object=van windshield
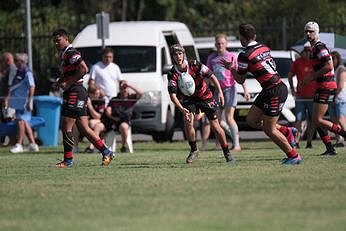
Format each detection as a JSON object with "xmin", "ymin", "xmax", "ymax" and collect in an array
[{"xmin": 77, "ymin": 46, "xmax": 156, "ymax": 73}]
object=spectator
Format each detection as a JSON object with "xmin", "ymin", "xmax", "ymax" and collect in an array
[
  {"xmin": 5, "ymin": 53, "xmax": 39, "ymax": 153},
  {"xmin": 288, "ymin": 42, "xmax": 316, "ymax": 149},
  {"xmin": 225, "ymin": 23, "xmax": 302, "ymax": 165},
  {"xmin": 168, "ymin": 44, "xmax": 234, "ymax": 164},
  {"xmin": 52, "ymin": 29, "xmax": 114, "ymax": 167},
  {"xmin": 84, "ymin": 84, "xmax": 107, "ymax": 153},
  {"xmin": 103, "ymin": 80, "xmax": 143, "ymax": 153},
  {"xmin": 1, "ymin": 52, "xmax": 17, "ymax": 88},
  {"xmin": 88, "ymin": 47, "xmax": 123, "ymax": 105},
  {"xmin": 207, "ymin": 33, "xmax": 250, "ymax": 151},
  {"xmin": 328, "ymin": 51, "xmax": 346, "ymax": 147},
  {"xmin": 0, "ymin": 52, "xmax": 17, "ymax": 146}
]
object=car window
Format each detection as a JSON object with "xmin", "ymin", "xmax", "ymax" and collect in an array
[
  {"xmin": 77, "ymin": 46, "xmax": 156, "ymax": 73},
  {"xmin": 197, "ymin": 48, "xmax": 215, "ymax": 64},
  {"xmin": 184, "ymin": 45, "xmax": 198, "ymax": 61}
]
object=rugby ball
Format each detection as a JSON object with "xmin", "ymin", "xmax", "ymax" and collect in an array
[{"xmin": 178, "ymin": 73, "xmax": 195, "ymax": 96}]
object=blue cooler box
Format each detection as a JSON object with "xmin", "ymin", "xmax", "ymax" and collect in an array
[{"xmin": 34, "ymin": 95, "xmax": 62, "ymax": 146}]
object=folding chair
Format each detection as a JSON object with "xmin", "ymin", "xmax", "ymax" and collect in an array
[{"xmin": 104, "ymin": 127, "xmax": 133, "ymax": 153}]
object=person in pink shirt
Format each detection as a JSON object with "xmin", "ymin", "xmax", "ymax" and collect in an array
[
  {"xmin": 288, "ymin": 42, "xmax": 316, "ymax": 149},
  {"xmin": 207, "ymin": 33, "xmax": 250, "ymax": 150}
]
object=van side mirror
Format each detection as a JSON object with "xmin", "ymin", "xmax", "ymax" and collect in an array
[{"xmin": 162, "ymin": 64, "xmax": 172, "ymax": 75}]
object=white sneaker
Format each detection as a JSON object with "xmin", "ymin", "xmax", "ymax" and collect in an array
[
  {"xmin": 27, "ymin": 143, "xmax": 39, "ymax": 152},
  {"xmin": 10, "ymin": 143, "xmax": 24, "ymax": 153}
]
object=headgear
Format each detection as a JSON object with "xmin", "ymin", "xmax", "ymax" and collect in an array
[
  {"xmin": 170, "ymin": 44, "xmax": 185, "ymax": 55},
  {"xmin": 304, "ymin": 21, "xmax": 319, "ymax": 34}
]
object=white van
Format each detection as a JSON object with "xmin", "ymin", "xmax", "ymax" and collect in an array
[
  {"xmin": 73, "ymin": 21, "xmax": 199, "ymax": 141},
  {"xmin": 194, "ymin": 37, "xmax": 298, "ymax": 128}
]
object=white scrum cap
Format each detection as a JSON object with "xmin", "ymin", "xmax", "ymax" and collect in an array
[{"xmin": 304, "ymin": 21, "xmax": 319, "ymax": 34}]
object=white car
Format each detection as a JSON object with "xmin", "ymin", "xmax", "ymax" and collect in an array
[{"xmin": 194, "ymin": 37, "xmax": 298, "ymax": 128}]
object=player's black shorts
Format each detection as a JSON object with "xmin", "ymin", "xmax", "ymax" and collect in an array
[
  {"xmin": 313, "ymin": 88, "xmax": 336, "ymax": 104},
  {"xmin": 182, "ymin": 97, "xmax": 218, "ymax": 120},
  {"xmin": 61, "ymin": 85, "xmax": 88, "ymax": 118},
  {"xmin": 253, "ymin": 81, "xmax": 288, "ymax": 117}
]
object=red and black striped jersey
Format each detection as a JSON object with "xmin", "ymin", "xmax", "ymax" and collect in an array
[
  {"xmin": 310, "ymin": 41, "xmax": 336, "ymax": 90},
  {"xmin": 168, "ymin": 60, "xmax": 214, "ymax": 101},
  {"xmin": 237, "ymin": 43, "xmax": 281, "ymax": 89},
  {"xmin": 60, "ymin": 45, "xmax": 83, "ymax": 85}
]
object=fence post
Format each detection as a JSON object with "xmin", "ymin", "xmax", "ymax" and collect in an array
[
  {"xmin": 282, "ymin": 17, "xmax": 287, "ymax": 50},
  {"xmin": 25, "ymin": 0, "xmax": 33, "ymax": 70}
]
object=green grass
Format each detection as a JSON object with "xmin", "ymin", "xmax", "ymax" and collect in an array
[{"xmin": 0, "ymin": 140, "xmax": 346, "ymax": 231}]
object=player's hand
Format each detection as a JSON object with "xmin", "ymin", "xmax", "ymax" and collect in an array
[
  {"xmin": 182, "ymin": 108, "xmax": 191, "ymax": 122},
  {"xmin": 220, "ymin": 57, "xmax": 234, "ymax": 70}
]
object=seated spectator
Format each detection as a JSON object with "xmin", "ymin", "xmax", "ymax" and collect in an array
[
  {"xmin": 103, "ymin": 80, "xmax": 143, "ymax": 153},
  {"xmin": 84, "ymin": 85, "xmax": 107, "ymax": 153}
]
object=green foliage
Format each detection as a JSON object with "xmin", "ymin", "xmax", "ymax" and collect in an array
[{"xmin": 0, "ymin": 140, "xmax": 346, "ymax": 231}]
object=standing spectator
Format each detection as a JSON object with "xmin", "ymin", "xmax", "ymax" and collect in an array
[
  {"xmin": 5, "ymin": 53, "xmax": 39, "ymax": 153},
  {"xmin": 103, "ymin": 80, "xmax": 143, "ymax": 153},
  {"xmin": 88, "ymin": 47, "xmax": 123, "ymax": 105},
  {"xmin": 224, "ymin": 23, "xmax": 302, "ymax": 165},
  {"xmin": 84, "ymin": 84, "xmax": 107, "ymax": 153},
  {"xmin": 1, "ymin": 52, "xmax": 16, "ymax": 116},
  {"xmin": 328, "ymin": 51, "xmax": 346, "ymax": 147},
  {"xmin": 288, "ymin": 42, "xmax": 316, "ymax": 149},
  {"xmin": 168, "ymin": 44, "xmax": 234, "ymax": 164},
  {"xmin": 52, "ymin": 29, "xmax": 114, "ymax": 167},
  {"xmin": 300, "ymin": 21, "xmax": 346, "ymax": 156},
  {"xmin": 207, "ymin": 33, "xmax": 250, "ymax": 151},
  {"xmin": 1, "ymin": 52, "xmax": 17, "ymax": 88},
  {"xmin": 0, "ymin": 52, "xmax": 17, "ymax": 146}
]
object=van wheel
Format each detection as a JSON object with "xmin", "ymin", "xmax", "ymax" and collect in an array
[{"xmin": 152, "ymin": 111, "xmax": 174, "ymax": 142}]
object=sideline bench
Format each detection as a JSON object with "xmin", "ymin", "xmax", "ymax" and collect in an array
[{"xmin": 0, "ymin": 116, "xmax": 45, "ymax": 138}]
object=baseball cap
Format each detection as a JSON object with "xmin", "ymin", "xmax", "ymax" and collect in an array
[{"xmin": 304, "ymin": 21, "xmax": 319, "ymax": 33}]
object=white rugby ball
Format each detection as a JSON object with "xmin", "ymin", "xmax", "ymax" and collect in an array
[{"xmin": 178, "ymin": 73, "xmax": 195, "ymax": 96}]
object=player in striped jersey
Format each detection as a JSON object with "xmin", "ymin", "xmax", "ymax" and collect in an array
[
  {"xmin": 52, "ymin": 29, "xmax": 114, "ymax": 167},
  {"xmin": 223, "ymin": 23, "xmax": 302, "ymax": 165},
  {"xmin": 300, "ymin": 21, "xmax": 346, "ymax": 156},
  {"xmin": 167, "ymin": 44, "xmax": 233, "ymax": 164}
]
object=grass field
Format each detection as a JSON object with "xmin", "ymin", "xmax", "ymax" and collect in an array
[{"xmin": 0, "ymin": 139, "xmax": 345, "ymax": 231}]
